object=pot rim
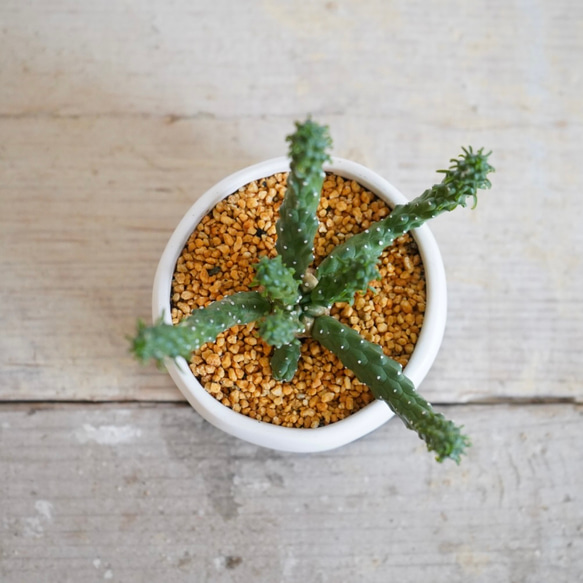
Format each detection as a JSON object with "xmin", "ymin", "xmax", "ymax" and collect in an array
[{"xmin": 152, "ymin": 156, "xmax": 447, "ymax": 452}]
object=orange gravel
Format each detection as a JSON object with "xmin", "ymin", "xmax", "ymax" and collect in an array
[{"xmin": 171, "ymin": 173, "xmax": 426, "ymax": 428}]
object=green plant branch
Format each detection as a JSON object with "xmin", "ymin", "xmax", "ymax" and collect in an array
[
  {"xmin": 251, "ymin": 255, "xmax": 301, "ymax": 306},
  {"xmin": 270, "ymin": 339, "xmax": 302, "ymax": 382},
  {"xmin": 257, "ymin": 306, "xmax": 304, "ymax": 348},
  {"xmin": 275, "ymin": 118, "xmax": 332, "ymax": 281},
  {"xmin": 311, "ymin": 315, "xmax": 470, "ymax": 463},
  {"xmin": 131, "ymin": 292, "xmax": 271, "ymax": 367},
  {"xmin": 311, "ymin": 147, "xmax": 494, "ymax": 308}
]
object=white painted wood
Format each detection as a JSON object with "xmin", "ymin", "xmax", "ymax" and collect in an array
[
  {"xmin": 1, "ymin": 0, "xmax": 582, "ymax": 405},
  {"xmin": 1, "ymin": 116, "xmax": 581, "ymax": 403},
  {"xmin": 0, "ymin": 404, "xmax": 581, "ymax": 582},
  {"xmin": 1, "ymin": 2, "xmax": 581, "ymax": 580}
]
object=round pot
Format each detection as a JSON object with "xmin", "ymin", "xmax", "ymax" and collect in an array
[{"xmin": 152, "ymin": 157, "xmax": 447, "ymax": 452}]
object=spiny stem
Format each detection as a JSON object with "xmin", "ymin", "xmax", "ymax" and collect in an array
[
  {"xmin": 257, "ymin": 306, "xmax": 304, "ymax": 348},
  {"xmin": 251, "ymin": 255, "xmax": 301, "ymax": 306},
  {"xmin": 275, "ymin": 118, "xmax": 332, "ymax": 280},
  {"xmin": 270, "ymin": 339, "xmax": 302, "ymax": 382},
  {"xmin": 131, "ymin": 292, "xmax": 271, "ymax": 367},
  {"xmin": 311, "ymin": 147, "xmax": 494, "ymax": 308},
  {"xmin": 312, "ymin": 315, "xmax": 470, "ymax": 463}
]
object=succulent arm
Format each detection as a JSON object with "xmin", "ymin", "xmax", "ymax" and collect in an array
[
  {"xmin": 131, "ymin": 292, "xmax": 271, "ymax": 366},
  {"xmin": 270, "ymin": 339, "xmax": 302, "ymax": 382},
  {"xmin": 311, "ymin": 315, "xmax": 470, "ymax": 463},
  {"xmin": 275, "ymin": 119, "xmax": 332, "ymax": 281},
  {"xmin": 252, "ymin": 256, "xmax": 304, "ymax": 349},
  {"xmin": 311, "ymin": 147, "xmax": 494, "ymax": 308},
  {"xmin": 257, "ymin": 306, "xmax": 304, "ymax": 349},
  {"xmin": 252, "ymin": 256, "xmax": 300, "ymax": 306}
]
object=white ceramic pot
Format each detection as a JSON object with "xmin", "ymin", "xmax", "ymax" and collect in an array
[{"xmin": 152, "ymin": 157, "xmax": 447, "ymax": 453}]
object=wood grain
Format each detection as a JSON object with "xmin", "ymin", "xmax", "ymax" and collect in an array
[
  {"xmin": 0, "ymin": 1, "xmax": 582, "ymax": 578},
  {"xmin": 1, "ymin": 0, "xmax": 581, "ymax": 403},
  {"xmin": 1, "ymin": 404, "xmax": 581, "ymax": 583},
  {"xmin": 1, "ymin": 114, "xmax": 581, "ymax": 403}
]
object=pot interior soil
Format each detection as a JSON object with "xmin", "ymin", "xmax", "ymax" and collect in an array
[{"xmin": 170, "ymin": 172, "xmax": 426, "ymax": 429}]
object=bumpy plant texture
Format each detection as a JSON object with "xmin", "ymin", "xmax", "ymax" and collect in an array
[
  {"xmin": 276, "ymin": 120, "xmax": 331, "ymax": 280},
  {"xmin": 132, "ymin": 119, "xmax": 494, "ymax": 463}
]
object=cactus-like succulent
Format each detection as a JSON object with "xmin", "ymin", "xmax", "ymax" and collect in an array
[{"xmin": 131, "ymin": 119, "xmax": 494, "ymax": 463}]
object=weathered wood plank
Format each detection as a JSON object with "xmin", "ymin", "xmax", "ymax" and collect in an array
[
  {"xmin": 0, "ymin": 404, "xmax": 581, "ymax": 582},
  {"xmin": 1, "ymin": 3, "xmax": 581, "ymax": 582},
  {"xmin": 1, "ymin": 0, "xmax": 581, "ymax": 122},
  {"xmin": 1, "ymin": 114, "xmax": 581, "ymax": 402},
  {"xmin": 1, "ymin": 0, "xmax": 582, "ymax": 403}
]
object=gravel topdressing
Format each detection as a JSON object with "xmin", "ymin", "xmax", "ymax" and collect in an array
[{"xmin": 171, "ymin": 172, "xmax": 426, "ymax": 428}]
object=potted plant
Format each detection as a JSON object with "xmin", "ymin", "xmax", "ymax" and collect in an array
[{"xmin": 131, "ymin": 119, "xmax": 493, "ymax": 462}]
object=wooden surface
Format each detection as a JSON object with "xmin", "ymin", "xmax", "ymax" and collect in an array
[
  {"xmin": 1, "ymin": 0, "xmax": 582, "ymax": 581},
  {"xmin": 1, "ymin": 404, "xmax": 582, "ymax": 582}
]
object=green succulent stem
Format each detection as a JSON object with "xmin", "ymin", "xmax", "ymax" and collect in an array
[
  {"xmin": 257, "ymin": 306, "xmax": 304, "ymax": 348},
  {"xmin": 275, "ymin": 118, "xmax": 332, "ymax": 280},
  {"xmin": 270, "ymin": 339, "xmax": 302, "ymax": 382},
  {"xmin": 131, "ymin": 292, "xmax": 271, "ymax": 367},
  {"xmin": 251, "ymin": 255, "xmax": 301, "ymax": 306},
  {"xmin": 311, "ymin": 147, "xmax": 494, "ymax": 308},
  {"xmin": 311, "ymin": 315, "xmax": 470, "ymax": 463}
]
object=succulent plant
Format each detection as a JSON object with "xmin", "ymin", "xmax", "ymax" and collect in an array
[{"xmin": 131, "ymin": 119, "xmax": 494, "ymax": 463}]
